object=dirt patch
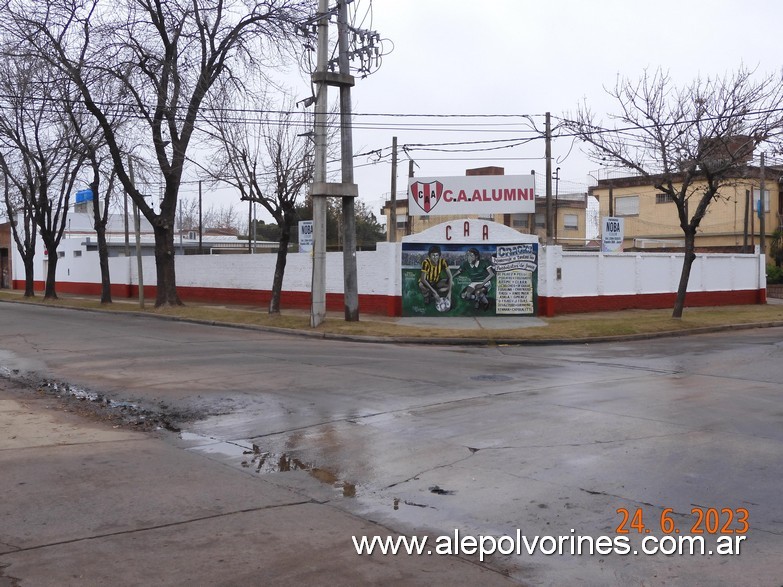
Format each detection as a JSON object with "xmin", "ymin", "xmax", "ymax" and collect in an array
[{"xmin": 0, "ymin": 376, "xmax": 193, "ymax": 433}]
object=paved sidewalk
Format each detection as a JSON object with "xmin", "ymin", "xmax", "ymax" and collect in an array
[{"xmin": 0, "ymin": 383, "xmax": 515, "ymax": 586}]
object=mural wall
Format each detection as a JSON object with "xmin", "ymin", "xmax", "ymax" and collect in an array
[{"xmin": 401, "ymin": 237, "xmax": 538, "ymax": 317}]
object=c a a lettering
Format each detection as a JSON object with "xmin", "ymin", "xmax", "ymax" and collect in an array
[
  {"xmin": 483, "ymin": 225, "xmax": 489, "ymax": 240},
  {"xmin": 463, "ymin": 221, "xmax": 470, "ymax": 237},
  {"xmin": 445, "ymin": 225, "xmax": 452, "ymax": 240}
]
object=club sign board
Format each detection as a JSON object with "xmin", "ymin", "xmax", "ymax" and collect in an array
[{"xmin": 408, "ymin": 175, "xmax": 536, "ymax": 217}]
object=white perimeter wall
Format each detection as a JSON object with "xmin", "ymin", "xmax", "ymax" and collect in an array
[
  {"xmin": 11, "ymin": 237, "xmax": 765, "ymax": 307},
  {"xmin": 542, "ymin": 248, "xmax": 765, "ymax": 298}
]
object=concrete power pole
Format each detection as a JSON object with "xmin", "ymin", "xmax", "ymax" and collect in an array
[
  {"xmin": 760, "ymin": 152, "xmax": 766, "ymax": 254},
  {"xmin": 309, "ymin": 0, "xmax": 330, "ymax": 327},
  {"xmin": 128, "ymin": 155, "xmax": 144, "ymax": 309},
  {"xmin": 407, "ymin": 158, "xmax": 414, "ymax": 235},
  {"xmin": 338, "ymin": 0, "xmax": 358, "ymax": 321},
  {"xmin": 198, "ymin": 180, "xmax": 203, "ymax": 255},
  {"xmin": 545, "ymin": 112, "xmax": 553, "ymax": 245},
  {"xmin": 309, "ymin": 0, "xmax": 359, "ymax": 327},
  {"xmin": 389, "ymin": 136, "xmax": 397, "ymax": 242}
]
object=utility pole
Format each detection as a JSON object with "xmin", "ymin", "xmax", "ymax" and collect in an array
[
  {"xmin": 128, "ymin": 155, "xmax": 144, "ymax": 309},
  {"xmin": 124, "ymin": 189, "xmax": 130, "ymax": 257},
  {"xmin": 750, "ymin": 182, "xmax": 756, "ymax": 248},
  {"xmin": 407, "ymin": 158, "xmax": 414, "ymax": 235},
  {"xmin": 337, "ymin": 0, "xmax": 358, "ymax": 321},
  {"xmin": 553, "ymin": 166, "xmax": 560, "ymax": 243},
  {"xmin": 608, "ymin": 183, "xmax": 614, "ymax": 217},
  {"xmin": 247, "ymin": 196, "xmax": 252, "ymax": 254},
  {"xmin": 309, "ymin": 0, "xmax": 330, "ymax": 327},
  {"xmin": 545, "ymin": 112, "xmax": 553, "ymax": 245},
  {"xmin": 389, "ymin": 136, "xmax": 398, "ymax": 242},
  {"xmin": 760, "ymin": 152, "xmax": 766, "ymax": 254},
  {"xmin": 198, "ymin": 180, "xmax": 203, "ymax": 254},
  {"xmin": 743, "ymin": 189, "xmax": 750, "ymax": 250},
  {"xmin": 308, "ymin": 0, "xmax": 365, "ymax": 326}
]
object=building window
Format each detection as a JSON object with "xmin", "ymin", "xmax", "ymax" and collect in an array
[
  {"xmin": 73, "ymin": 250, "xmax": 82, "ymax": 257},
  {"xmin": 614, "ymin": 195, "xmax": 639, "ymax": 216},
  {"xmin": 655, "ymin": 193, "xmax": 674, "ymax": 204},
  {"xmin": 535, "ymin": 213, "xmax": 545, "ymax": 227},
  {"xmin": 511, "ymin": 214, "xmax": 528, "ymax": 228},
  {"xmin": 563, "ymin": 214, "xmax": 578, "ymax": 230},
  {"xmin": 57, "ymin": 251, "xmax": 65, "ymax": 258}
]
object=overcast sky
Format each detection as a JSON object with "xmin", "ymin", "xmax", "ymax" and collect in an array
[
  {"xmin": 185, "ymin": 0, "xmax": 783, "ymax": 224},
  {"xmin": 345, "ymin": 0, "xmax": 783, "ymax": 216}
]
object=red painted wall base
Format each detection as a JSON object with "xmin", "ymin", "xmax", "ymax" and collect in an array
[
  {"xmin": 537, "ymin": 289, "xmax": 766, "ymax": 316},
  {"xmin": 11, "ymin": 280, "xmax": 764, "ymax": 318},
  {"xmin": 13, "ymin": 280, "xmax": 402, "ymax": 316}
]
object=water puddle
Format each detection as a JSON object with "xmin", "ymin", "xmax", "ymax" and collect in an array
[{"xmin": 181, "ymin": 432, "xmax": 357, "ymax": 498}]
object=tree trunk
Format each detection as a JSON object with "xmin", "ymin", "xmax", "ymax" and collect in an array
[
  {"xmin": 672, "ymin": 230, "xmax": 697, "ymax": 318},
  {"xmin": 97, "ymin": 229, "xmax": 112, "ymax": 304},
  {"xmin": 22, "ymin": 254, "xmax": 35, "ymax": 297},
  {"xmin": 92, "ymin": 185, "xmax": 112, "ymax": 304},
  {"xmin": 43, "ymin": 250, "xmax": 58, "ymax": 300},
  {"xmin": 153, "ymin": 223, "xmax": 182, "ymax": 307},
  {"xmin": 269, "ymin": 223, "xmax": 292, "ymax": 314}
]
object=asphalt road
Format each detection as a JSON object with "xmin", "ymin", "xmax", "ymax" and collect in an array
[{"xmin": 1, "ymin": 302, "xmax": 781, "ymax": 586}]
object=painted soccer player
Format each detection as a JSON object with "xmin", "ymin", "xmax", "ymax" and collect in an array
[
  {"xmin": 452, "ymin": 247, "xmax": 495, "ymax": 310},
  {"xmin": 418, "ymin": 245, "xmax": 453, "ymax": 305}
]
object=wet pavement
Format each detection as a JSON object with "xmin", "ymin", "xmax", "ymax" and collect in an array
[
  {"xmin": 1, "ymin": 301, "xmax": 782, "ymax": 585},
  {"xmin": 0, "ymin": 382, "xmax": 515, "ymax": 586}
]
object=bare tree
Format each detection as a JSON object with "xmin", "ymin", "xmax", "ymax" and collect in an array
[
  {"xmin": 564, "ymin": 68, "xmax": 783, "ymax": 317},
  {"xmin": 0, "ymin": 50, "xmax": 84, "ymax": 299},
  {"xmin": 209, "ymin": 203, "xmax": 242, "ymax": 233},
  {"xmin": 177, "ymin": 196, "xmax": 200, "ymax": 232},
  {"xmin": 202, "ymin": 93, "xmax": 313, "ymax": 313},
  {"xmin": 1, "ymin": 168, "xmax": 37, "ymax": 296},
  {"xmin": 63, "ymin": 95, "xmax": 127, "ymax": 304},
  {"xmin": 83, "ymin": 154, "xmax": 119, "ymax": 304},
  {"xmin": 4, "ymin": 0, "xmax": 311, "ymax": 306},
  {"xmin": 178, "ymin": 196, "xmax": 241, "ymax": 234}
]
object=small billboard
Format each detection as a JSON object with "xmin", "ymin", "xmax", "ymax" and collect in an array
[
  {"xmin": 601, "ymin": 217, "xmax": 624, "ymax": 253},
  {"xmin": 298, "ymin": 220, "xmax": 314, "ymax": 253}
]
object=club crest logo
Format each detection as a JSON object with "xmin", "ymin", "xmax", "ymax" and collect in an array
[{"xmin": 410, "ymin": 181, "xmax": 443, "ymax": 213}]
